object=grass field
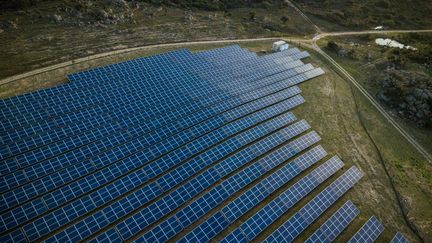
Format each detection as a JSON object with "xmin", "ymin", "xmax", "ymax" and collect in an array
[{"xmin": 1, "ymin": 40, "xmax": 430, "ymax": 241}]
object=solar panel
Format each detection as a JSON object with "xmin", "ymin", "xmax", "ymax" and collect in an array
[
  {"xmin": 0, "ymin": 54, "xmax": 311, "ymax": 151},
  {"xmin": 263, "ymin": 167, "xmax": 362, "ymax": 242},
  {"xmin": 391, "ymin": 232, "xmax": 409, "ymax": 243},
  {"xmin": 44, "ymin": 120, "xmax": 311, "ymax": 242},
  {"xmin": 0, "ymin": 91, "xmax": 303, "ymax": 213},
  {"xmin": 2, "ymin": 46, "xmax": 299, "ymax": 114},
  {"xmin": 182, "ymin": 154, "xmax": 341, "ymax": 242},
  {"xmin": 348, "ymin": 216, "xmax": 384, "ymax": 243},
  {"xmin": 0, "ymin": 45, "xmax": 329, "ymax": 242},
  {"xmin": 133, "ymin": 141, "xmax": 325, "ymax": 242},
  {"xmin": 306, "ymin": 200, "xmax": 360, "ymax": 243}
]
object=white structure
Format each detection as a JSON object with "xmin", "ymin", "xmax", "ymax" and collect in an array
[
  {"xmin": 272, "ymin": 41, "xmax": 289, "ymax": 52},
  {"xmin": 375, "ymin": 38, "xmax": 417, "ymax": 50},
  {"xmin": 374, "ymin": 26, "xmax": 383, "ymax": 30}
]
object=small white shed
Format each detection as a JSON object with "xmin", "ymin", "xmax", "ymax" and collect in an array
[{"xmin": 272, "ymin": 41, "xmax": 289, "ymax": 52}]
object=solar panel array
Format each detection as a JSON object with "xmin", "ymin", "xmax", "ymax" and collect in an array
[
  {"xmin": 391, "ymin": 232, "xmax": 409, "ymax": 243},
  {"xmin": 348, "ymin": 216, "xmax": 384, "ymax": 243},
  {"xmin": 0, "ymin": 44, "xmax": 407, "ymax": 242},
  {"xmin": 306, "ymin": 200, "xmax": 359, "ymax": 243}
]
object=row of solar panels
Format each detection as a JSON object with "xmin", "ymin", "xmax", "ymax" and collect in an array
[
  {"xmin": 0, "ymin": 45, "xmax": 321, "ymax": 242},
  {"xmin": 0, "ymin": 44, "xmax": 409, "ymax": 242}
]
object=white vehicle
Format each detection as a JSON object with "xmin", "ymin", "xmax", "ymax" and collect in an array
[{"xmin": 374, "ymin": 26, "xmax": 384, "ymax": 30}]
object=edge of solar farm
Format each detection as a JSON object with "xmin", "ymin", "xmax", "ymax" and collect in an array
[{"xmin": 0, "ymin": 44, "xmax": 409, "ymax": 242}]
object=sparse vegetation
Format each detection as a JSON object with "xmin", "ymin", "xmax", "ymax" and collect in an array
[
  {"xmin": 321, "ymin": 34, "xmax": 432, "ymax": 129},
  {"xmin": 280, "ymin": 16, "xmax": 289, "ymax": 24},
  {"xmin": 292, "ymin": 0, "xmax": 432, "ymax": 31},
  {"xmin": 0, "ymin": 0, "xmax": 315, "ymax": 79},
  {"xmin": 294, "ymin": 45, "xmax": 432, "ymax": 242}
]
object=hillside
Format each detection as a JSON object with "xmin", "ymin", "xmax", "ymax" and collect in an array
[
  {"xmin": 0, "ymin": 0, "xmax": 314, "ymax": 79},
  {"xmin": 292, "ymin": 0, "xmax": 432, "ymax": 31}
]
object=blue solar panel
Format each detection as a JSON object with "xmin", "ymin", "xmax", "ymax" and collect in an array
[
  {"xmin": 219, "ymin": 156, "xmax": 347, "ymax": 243},
  {"xmin": 1, "ymin": 91, "xmax": 303, "ymax": 213},
  {"xmin": 263, "ymin": 167, "xmax": 363, "ymax": 243},
  {"xmin": 133, "ymin": 139, "xmax": 325, "ymax": 242},
  {"xmin": 27, "ymin": 114, "xmax": 303, "ymax": 241},
  {"xmin": 348, "ymin": 216, "xmax": 384, "ymax": 243},
  {"xmin": 0, "ymin": 45, "xmax": 329, "ymax": 242},
  {"xmin": 182, "ymin": 153, "xmax": 339, "ymax": 243},
  {"xmin": 0, "ymin": 84, "xmax": 302, "ymax": 193},
  {"xmin": 306, "ymin": 200, "xmax": 360, "ymax": 243},
  {"xmin": 0, "ymin": 47, "xmax": 301, "ymax": 121},
  {"xmin": 0, "ymin": 54, "xmax": 312, "ymax": 155},
  {"xmin": 391, "ymin": 232, "xmax": 409, "ymax": 243}
]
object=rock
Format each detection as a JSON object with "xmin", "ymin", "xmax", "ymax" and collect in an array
[
  {"xmin": 91, "ymin": 9, "xmax": 109, "ymax": 21},
  {"xmin": 337, "ymin": 49, "xmax": 348, "ymax": 57},
  {"xmin": 106, "ymin": 0, "xmax": 128, "ymax": 8},
  {"xmin": 0, "ymin": 29, "xmax": 3, "ymax": 34},
  {"xmin": 416, "ymin": 110, "xmax": 424, "ymax": 119},
  {"xmin": 382, "ymin": 77, "xmax": 393, "ymax": 88},
  {"xmin": 408, "ymin": 105, "xmax": 417, "ymax": 113},
  {"xmin": 405, "ymin": 95, "xmax": 416, "ymax": 105},
  {"xmin": 419, "ymin": 102, "xmax": 430, "ymax": 112},
  {"xmin": 53, "ymin": 14, "xmax": 63, "ymax": 23},
  {"xmin": 416, "ymin": 120, "xmax": 426, "ymax": 127},
  {"xmin": 185, "ymin": 12, "xmax": 193, "ymax": 22},
  {"xmin": 413, "ymin": 88, "xmax": 425, "ymax": 99},
  {"xmin": 377, "ymin": 90, "xmax": 391, "ymax": 103},
  {"xmin": 0, "ymin": 20, "xmax": 18, "ymax": 29}
]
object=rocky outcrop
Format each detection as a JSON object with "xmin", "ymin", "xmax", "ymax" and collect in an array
[
  {"xmin": 0, "ymin": 20, "xmax": 18, "ymax": 29},
  {"xmin": 377, "ymin": 70, "xmax": 432, "ymax": 127}
]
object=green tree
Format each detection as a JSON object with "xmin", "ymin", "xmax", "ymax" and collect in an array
[
  {"xmin": 249, "ymin": 11, "xmax": 256, "ymax": 21},
  {"xmin": 280, "ymin": 16, "xmax": 289, "ymax": 24},
  {"xmin": 326, "ymin": 41, "xmax": 339, "ymax": 52}
]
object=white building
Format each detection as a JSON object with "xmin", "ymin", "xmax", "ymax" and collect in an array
[{"xmin": 272, "ymin": 41, "xmax": 289, "ymax": 52}]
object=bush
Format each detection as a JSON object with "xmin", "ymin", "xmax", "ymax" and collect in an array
[
  {"xmin": 0, "ymin": 0, "xmax": 41, "ymax": 10},
  {"xmin": 136, "ymin": 0, "xmax": 282, "ymax": 11},
  {"xmin": 280, "ymin": 16, "xmax": 289, "ymax": 23},
  {"xmin": 375, "ymin": 0, "xmax": 389, "ymax": 8},
  {"xmin": 326, "ymin": 41, "xmax": 340, "ymax": 52},
  {"xmin": 249, "ymin": 11, "xmax": 256, "ymax": 21}
]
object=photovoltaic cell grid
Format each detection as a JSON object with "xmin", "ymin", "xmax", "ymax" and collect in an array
[
  {"xmin": 391, "ymin": 232, "xmax": 409, "ymax": 243},
  {"xmin": 0, "ymin": 44, "xmax": 395, "ymax": 243},
  {"xmin": 348, "ymin": 216, "xmax": 384, "ymax": 243},
  {"xmin": 305, "ymin": 200, "xmax": 360, "ymax": 243},
  {"xmin": 262, "ymin": 167, "xmax": 363, "ymax": 243}
]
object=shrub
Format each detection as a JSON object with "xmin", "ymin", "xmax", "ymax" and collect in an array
[
  {"xmin": 280, "ymin": 16, "xmax": 289, "ymax": 24},
  {"xmin": 326, "ymin": 41, "xmax": 340, "ymax": 52}
]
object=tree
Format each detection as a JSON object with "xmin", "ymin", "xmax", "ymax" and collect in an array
[
  {"xmin": 280, "ymin": 16, "xmax": 289, "ymax": 24},
  {"xmin": 326, "ymin": 41, "xmax": 339, "ymax": 52},
  {"xmin": 249, "ymin": 11, "xmax": 256, "ymax": 21}
]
